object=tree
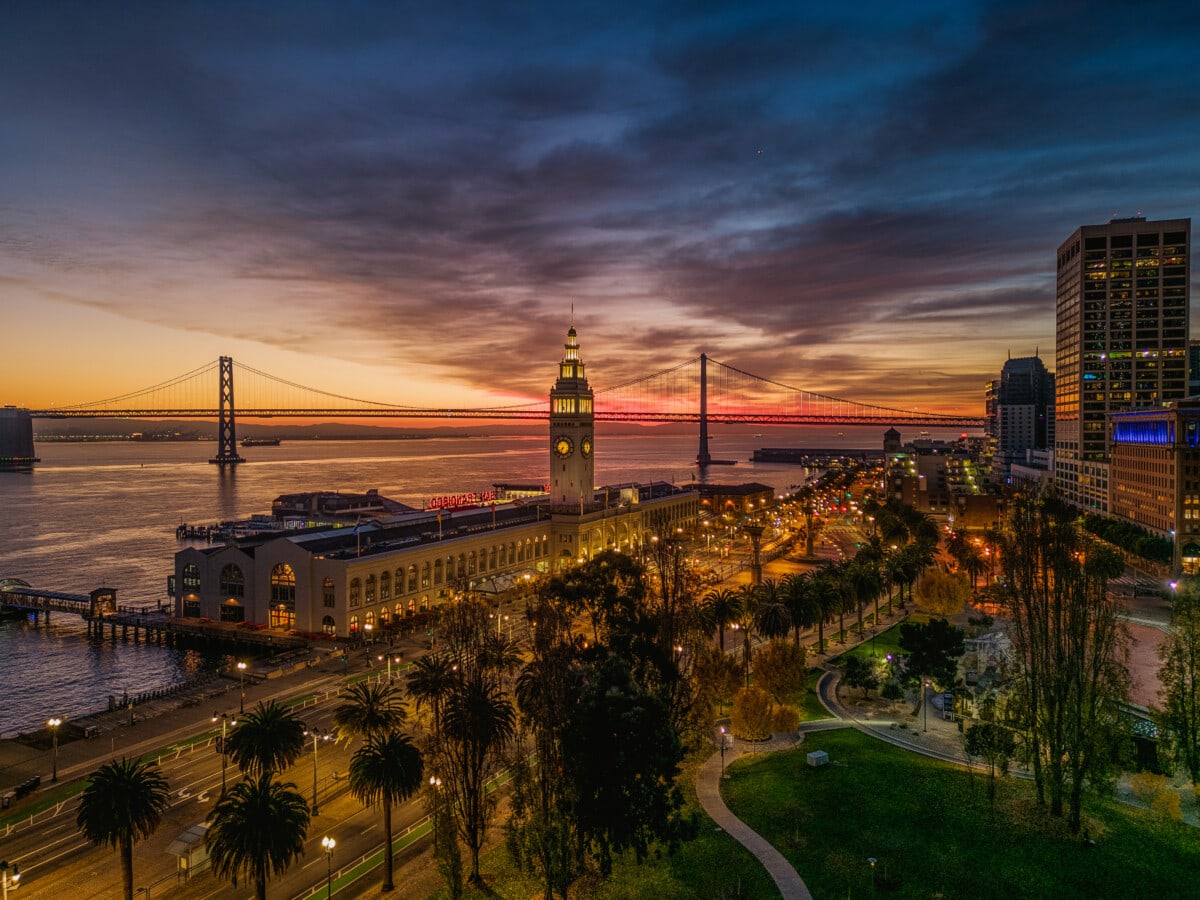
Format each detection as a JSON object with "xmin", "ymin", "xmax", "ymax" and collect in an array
[
  {"xmin": 846, "ymin": 558, "xmax": 882, "ymax": 635},
  {"xmin": 913, "ymin": 568, "xmax": 971, "ymax": 617},
  {"xmin": 691, "ymin": 646, "xmax": 744, "ymax": 720},
  {"xmin": 1158, "ymin": 583, "xmax": 1200, "ymax": 782},
  {"xmin": 206, "ymin": 772, "xmax": 311, "ymax": 900},
  {"xmin": 964, "ymin": 722, "xmax": 1016, "ymax": 807},
  {"xmin": 76, "ymin": 757, "xmax": 170, "ymax": 900},
  {"xmin": 348, "ymin": 731, "xmax": 425, "ymax": 892},
  {"xmin": 225, "ymin": 699, "xmax": 305, "ymax": 778},
  {"xmin": 809, "ymin": 567, "xmax": 841, "ymax": 652},
  {"xmin": 701, "ymin": 587, "xmax": 742, "ymax": 651},
  {"xmin": 334, "ymin": 680, "xmax": 408, "ymax": 746},
  {"xmin": 407, "ymin": 652, "xmax": 457, "ymax": 731},
  {"xmin": 751, "ymin": 638, "xmax": 807, "ymax": 703},
  {"xmin": 782, "ymin": 572, "xmax": 819, "ymax": 648},
  {"xmin": 998, "ymin": 495, "xmax": 1129, "ymax": 831},
  {"xmin": 842, "ymin": 655, "xmax": 881, "ymax": 699}
]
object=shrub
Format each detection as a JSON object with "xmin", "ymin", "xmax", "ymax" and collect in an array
[
  {"xmin": 881, "ymin": 679, "xmax": 904, "ymax": 701},
  {"xmin": 731, "ymin": 686, "xmax": 774, "ymax": 741},
  {"xmin": 1130, "ymin": 771, "xmax": 1170, "ymax": 805},
  {"xmin": 1150, "ymin": 790, "xmax": 1183, "ymax": 821},
  {"xmin": 770, "ymin": 704, "xmax": 801, "ymax": 734}
]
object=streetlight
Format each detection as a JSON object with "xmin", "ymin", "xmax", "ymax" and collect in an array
[
  {"xmin": 47, "ymin": 717, "xmax": 62, "ymax": 782},
  {"xmin": 868, "ymin": 857, "xmax": 877, "ymax": 896},
  {"xmin": 212, "ymin": 712, "xmax": 236, "ymax": 796},
  {"xmin": 302, "ymin": 726, "xmax": 332, "ymax": 815},
  {"xmin": 923, "ymin": 680, "xmax": 930, "ymax": 733},
  {"xmin": 719, "ymin": 726, "xmax": 730, "ymax": 777},
  {"xmin": 236, "ymin": 661, "xmax": 247, "ymax": 714},
  {"xmin": 377, "ymin": 653, "xmax": 402, "ymax": 681},
  {"xmin": 321, "ymin": 836, "xmax": 336, "ymax": 898},
  {"xmin": 0, "ymin": 861, "xmax": 19, "ymax": 899}
]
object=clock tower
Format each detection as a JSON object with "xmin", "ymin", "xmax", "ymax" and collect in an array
[{"xmin": 549, "ymin": 324, "xmax": 595, "ymax": 510}]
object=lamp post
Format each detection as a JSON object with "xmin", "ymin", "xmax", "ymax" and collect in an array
[
  {"xmin": 47, "ymin": 717, "xmax": 62, "ymax": 782},
  {"xmin": 321, "ymin": 836, "xmax": 335, "ymax": 898},
  {"xmin": 0, "ymin": 861, "xmax": 19, "ymax": 899},
  {"xmin": 377, "ymin": 653, "xmax": 401, "ymax": 682},
  {"xmin": 923, "ymin": 680, "xmax": 930, "ymax": 733},
  {"xmin": 868, "ymin": 857, "xmax": 876, "ymax": 896},
  {"xmin": 719, "ymin": 726, "xmax": 728, "ymax": 777},
  {"xmin": 303, "ymin": 726, "xmax": 332, "ymax": 815},
  {"xmin": 212, "ymin": 712, "xmax": 235, "ymax": 796},
  {"xmin": 236, "ymin": 661, "xmax": 247, "ymax": 714}
]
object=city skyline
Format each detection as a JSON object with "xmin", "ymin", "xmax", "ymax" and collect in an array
[{"xmin": 4, "ymin": 1, "xmax": 1199, "ymax": 413}]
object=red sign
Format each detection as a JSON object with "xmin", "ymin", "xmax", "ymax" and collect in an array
[{"xmin": 427, "ymin": 490, "xmax": 497, "ymax": 510}]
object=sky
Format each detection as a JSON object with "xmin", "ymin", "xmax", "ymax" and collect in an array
[{"xmin": 2, "ymin": 0, "xmax": 1199, "ymax": 416}]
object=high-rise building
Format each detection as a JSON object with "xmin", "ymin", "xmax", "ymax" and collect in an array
[
  {"xmin": 1054, "ymin": 216, "xmax": 1190, "ymax": 511},
  {"xmin": 991, "ymin": 355, "xmax": 1055, "ymax": 477}
]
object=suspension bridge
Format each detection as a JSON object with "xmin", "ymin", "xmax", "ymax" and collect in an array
[{"xmin": 22, "ymin": 355, "xmax": 984, "ymax": 466}]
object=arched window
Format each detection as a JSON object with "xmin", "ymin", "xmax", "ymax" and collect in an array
[
  {"xmin": 379, "ymin": 606, "xmax": 390, "ymax": 625},
  {"xmin": 182, "ymin": 564, "xmax": 201, "ymax": 591},
  {"xmin": 457, "ymin": 555, "xmax": 466, "ymax": 579},
  {"xmin": 349, "ymin": 614, "xmax": 359, "ymax": 632},
  {"xmin": 220, "ymin": 564, "xmax": 244, "ymax": 598},
  {"xmin": 468, "ymin": 551, "xmax": 477, "ymax": 576},
  {"xmin": 394, "ymin": 602, "xmax": 403, "ymax": 619},
  {"xmin": 270, "ymin": 564, "xmax": 296, "ymax": 605},
  {"xmin": 322, "ymin": 615, "xmax": 336, "ymax": 635},
  {"xmin": 407, "ymin": 565, "xmax": 418, "ymax": 593},
  {"xmin": 350, "ymin": 578, "xmax": 361, "ymax": 608},
  {"xmin": 365, "ymin": 574, "xmax": 376, "ymax": 603},
  {"xmin": 489, "ymin": 547, "xmax": 497, "ymax": 569},
  {"xmin": 420, "ymin": 594, "xmax": 430, "ymax": 612},
  {"xmin": 380, "ymin": 570, "xmax": 391, "ymax": 600},
  {"xmin": 395, "ymin": 568, "xmax": 405, "ymax": 594},
  {"xmin": 517, "ymin": 542, "xmax": 525, "ymax": 562},
  {"xmin": 541, "ymin": 534, "xmax": 549, "ymax": 556},
  {"xmin": 421, "ymin": 562, "xmax": 430, "ymax": 590},
  {"xmin": 434, "ymin": 559, "xmax": 444, "ymax": 585},
  {"xmin": 322, "ymin": 577, "xmax": 335, "ymax": 608},
  {"xmin": 498, "ymin": 544, "xmax": 506, "ymax": 566},
  {"xmin": 365, "ymin": 611, "xmax": 375, "ymax": 630}
]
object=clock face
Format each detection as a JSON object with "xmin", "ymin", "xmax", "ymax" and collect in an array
[
  {"xmin": 581, "ymin": 437, "xmax": 592, "ymax": 458},
  {"xmin": 554, "ymin": 437, "xmax": 573, "ymax": 458}
]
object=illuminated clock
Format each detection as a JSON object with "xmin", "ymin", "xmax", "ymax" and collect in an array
[
  {"xmin": 554, "ymin": 437, "xmax": 574, "ymax": 458},
  {"xmin": 580, "ymin": 436, "xmax": 592, "ymax": 458}
]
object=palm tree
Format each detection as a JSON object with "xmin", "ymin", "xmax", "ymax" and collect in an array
[
  {"xmin": 702, "ymin": 587, "xmax": 743, "ymax": 650},
  {"xmin": 225, "ymin": 699, "xmax": 306, "ymax": 778},
  {"xmin": 958, "ymin": 542, "xmax": 986, "ymax": 592},
  {"xmin": 782, "ymin": 572, "xmax": 818, "ymax": 648},
  {"xmin": 76, "ymin": 757, "xmax": 170, "ymax": 900},
  {"xmin": 809, "ymin": 568, "xmax": 841, "ymax": 652},
  {"xmin": 206, "ymin": 772, "xmax": 311, "ymax": 900},
  {"xmin": 753, "ymin": 596, "xmax": 792, "ymax": 642},
  {"xmin": 846, "ymin": 560, "xmax": 882, "ymax": 636},
  {"xmin": 334, "ymin": 680, "xmax": 407, "ymax": 746},
  {"xmin": 732, "ymin": 585, "xmax": 759, "ymax": 681},
  {"xmin": 348, "ymin": 732, "xmax": 425, "ymax": 891},
  {"xmin": 407, "ymin": 653, "xmax": 459, "ymax": 730}
]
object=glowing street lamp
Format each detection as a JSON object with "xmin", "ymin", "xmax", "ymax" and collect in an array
[
  {"xmin": 236, "ymin": 661, "xmax": 247, "ymax": 714},
  {"xmin": 377, "ymin": 653, "xmax": 402, "ymax": 681},
  {"xmin": 0, "ymin": 861, "xmax": 19, "ymax": 900},
  {"xmin": 302, "ymin": 725, "xmax": 333, "ymax": 815},
  {"xmin": 321, "ymin": 836, "xmax": 336, "ymax": 898},
  {"xmin": 47, "ymin": 717, "xmax": 62, "ymax": 782}
]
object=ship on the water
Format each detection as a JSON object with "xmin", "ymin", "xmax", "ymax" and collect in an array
[{"xmin": 241, "ymin": 437, "xmax": 282, "ymax": 447}]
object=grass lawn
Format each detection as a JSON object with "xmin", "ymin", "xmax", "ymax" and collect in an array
[
  {"xmin": 723, "ymin": 729, "xmax": 1200, "ymax": 899},
  {"xmin": 832, "ymin": 613, "xmax": 927, "ymax": 665},
  {"xmin": 428, "ymin": 750, "xmax": 779, "ymax": 899}
]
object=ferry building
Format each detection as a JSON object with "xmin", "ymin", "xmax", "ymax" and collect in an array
[{"xmin": 172, "ymin": 326, "xmax": 699, "ymax": 635}]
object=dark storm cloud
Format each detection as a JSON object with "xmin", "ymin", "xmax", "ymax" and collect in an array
[{"xmin": 3, "ymin": 0, "xmax": 1199, "ymax": 409}]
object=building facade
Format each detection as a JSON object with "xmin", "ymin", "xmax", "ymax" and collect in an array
[
  {"xmin": 1110, "ymin": 400, "xmax": 1200, "ymax": 574},
  {"xmin": 1054, "ymin": 217, "xmax": 1190, "ymax": 513},
  {"xmin": 173, "ymin": 327, "xmax": 699, "ymax": 635},
  {"xmin": 990, "ymin": 355, "xmax": 1054, "ymax": 478}
]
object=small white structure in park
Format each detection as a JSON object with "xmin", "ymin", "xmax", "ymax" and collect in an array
[{"xmin": 806, "ymin": 750, "xmax": 829, "ymax": 768}]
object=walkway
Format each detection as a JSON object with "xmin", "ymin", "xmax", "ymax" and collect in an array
[{"xmin": 695, "ymin": 748, "xmax": 813, "ymax": 900}]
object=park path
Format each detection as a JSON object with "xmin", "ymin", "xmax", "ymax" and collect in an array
[{"xmin": 695, "ymin": 749, "xmax": 814, "ymax": 900}]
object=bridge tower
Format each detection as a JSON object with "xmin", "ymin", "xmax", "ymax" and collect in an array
[
  {"xmin": 697, "ymin": 353, "xmax": 711, "ymax": 466},
  {"xmin": 549, "ymin": 325, "xmax": 594, "ymax": 511},
  {"xmin": 209, "ymin": 356, "xmax": 245, "ymax": 466}
]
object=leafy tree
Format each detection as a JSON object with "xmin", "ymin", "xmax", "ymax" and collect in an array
[
  {"xmin": 1158, "ymin": 583, "xmax": 1200, "ymax": 782},
  {"xmin": 964, "ymin": 722, "xmax": 1016, "ymax": 807},
  {"xmin": 206, "ymin": 772, "xmax": 311, "ymax": 900},
  {"xmin": 334, "ymin": 680, "xmax": 407, "ymax": 746},
  {"xmin": 899, "ymin": 617, "xmax": 965, "ymax": 690},
  {"xmin": 731, "ymin": 685, "xmax": 774, "ymax": 740},
  {"xmin": 225, "ymin": 699, "xmax": 305, "ymax": 778},
  {"xmin": 563, "ymin": 652, "xmax": 692, "ymax": 875},
  {"xmin": 691, "ymin": 646, "xmax": 744, "ymax": 720},
  {"xmin": 751, "ymin": 638, "xmax": 807, "ymax": 703},
  {"xmin": 76, "ymin": 757, "xmax": 170, "ymax": 900},
  {"xmin": 913, "ymin": 568, "xmax": 971, "ymax": 617},
  {"xmin": 842, "ymin": 655, "xmax": 881, "ymax": 699},
  {"xmin": 348, "ymin": 731, "xmax": 424, "ymax": 891}
]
